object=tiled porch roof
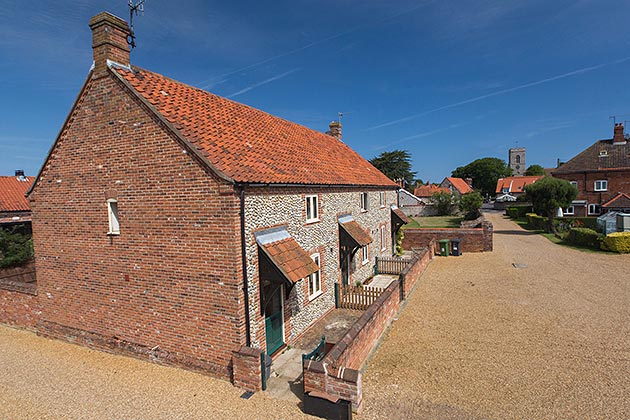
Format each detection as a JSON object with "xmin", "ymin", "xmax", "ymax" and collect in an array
[
  {"xmin": 338, "ymin": 215, "xmax": 372, "ymax": 247},
  {"xmin": 255, "ymin": 227, "xmax": 319, "ymax": 283},
  {"xmin": 391, "ymin": 205, "xmax": 410, "ymax": 224},
  {"xmin": 602, "ymin": 192, "xmax": 630, "ymax": 209}
]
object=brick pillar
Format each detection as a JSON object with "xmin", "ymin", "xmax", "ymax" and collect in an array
[
  {"xmin": 232, "ymin": 346, "xmax": 262, "ymax": 392},
  {"xmin": 482, "ymin": 221, "xmax": 493, "ymax": 252}
]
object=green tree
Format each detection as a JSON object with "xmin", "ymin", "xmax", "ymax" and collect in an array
[
  {"xmin": 524, "ymin": 164, "xmax": 545, "ymax": 176},
  {"xmin": 431, "ymin": 191, "xmax": 456, "ymax": 216},
  {"xmin": 0, "ymin": 225, "xmax": 33, "ymax": 268},
  {"xmin": 459, "ymin": 191, "xmax": 483, "ymax": 220},
  {"xmin": 525, "ymin": 177, "xmax": 578, "ymax": 235},
  {"xmin": 369, "ymin": 150, "xmax": 416, "ymax": 187},
  {"xmin": 452, "ymin": 157, "xmax": 512, "ymax": 197}
]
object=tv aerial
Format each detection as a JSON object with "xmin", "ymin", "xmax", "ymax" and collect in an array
[{"xmin": 127, "ymin": 0, "xmax": 145, "ymax": 49}]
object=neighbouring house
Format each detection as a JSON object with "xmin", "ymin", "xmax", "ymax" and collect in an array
[
  {"xmin": 25, "ymin": 12, "xmax": 400, "ymax": 388},
  {"xmin": 0, "ymin": 171, "xmax": 32, "ymax": 227},
  {"xmin": 413, "ymin": 183, "xmax": 449, "ymax": 202},
  {"xmin": 494, "ymin": 175, "xmax": 542, "ymax": 207},
  {"xmin": 553, "ymin": 123, "xmax": 630, "ymax": 217},
  {"xmin": 398, "ymin": 188, "xmax": 433, "ymax": 216},
  {"xmin": 439, "ymin": 177, "xmax": 473, "ymax": 196}
]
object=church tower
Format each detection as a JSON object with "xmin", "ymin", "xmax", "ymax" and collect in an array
[{"xmin": 509, "ymin": 147, "xmax": 526, "ymax": 176}]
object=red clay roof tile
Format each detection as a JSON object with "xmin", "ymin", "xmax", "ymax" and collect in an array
[
  {"xmin": 112, "ymin": 66, "xmax": 396, "ymax": 187},
  {"xmin": 495, "ymin": 176, "xmax": 543, "ymax": 194},
  {"xmin": 0, "ymin": 176, "xmax": 32, "ymax": 212},
  {"xmin": 261, "ymin": 237, "xmax": 319, "ymax": 283}
]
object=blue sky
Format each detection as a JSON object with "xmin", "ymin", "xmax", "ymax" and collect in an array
[{"xmin": 1, "ymin": 0, "xmax": 630, "ymax": 183}]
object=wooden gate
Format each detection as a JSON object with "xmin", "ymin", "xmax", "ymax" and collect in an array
[{"xmin": 338, "ymin": 285, "xmax": 383, "ymax": 310}]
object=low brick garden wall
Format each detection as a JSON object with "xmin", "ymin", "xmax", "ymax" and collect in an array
[
  {"xmin": 402, "ymin": 221, "xmax": 493, "ymax": 253},
  {"xmin": 0, "ymin": 261, "xmax": 40, "ymax": 327},
  {"xmin": 303, "ymin": 244, "xmax": 434, "ymax": 412}
]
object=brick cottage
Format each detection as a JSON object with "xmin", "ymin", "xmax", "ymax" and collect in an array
[
  {"xmin": 19, "ymin": 12, "xmax": 403, "ymax": 387},
  {"xmin": 553, "ymin": 123, "xmax": 630, "ymax": 216}
]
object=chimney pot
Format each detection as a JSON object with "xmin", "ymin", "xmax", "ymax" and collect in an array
[
  {"xmin": 613, "ymin": 123, "xmax": 625, "ymax": 144},
  {"xmin": 89, "ymin": 12, "xmax": 131, "ymax": 78},
  {"xmin": 326, "ymin": 121, "xmax": 342, "ymax": 141}
]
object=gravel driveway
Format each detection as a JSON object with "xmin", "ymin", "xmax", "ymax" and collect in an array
[{"xmin": 360, "ymin": 211, "xmax": 630, "ymax": 419}]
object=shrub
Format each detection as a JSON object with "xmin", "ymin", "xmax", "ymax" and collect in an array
[
  {"xmin": 431, "ymin": 191, "xmax": 456, "ymax": 216},
  {"xmin": 526, "ymin": 213, "xmax": 547, "ymax": 231},
  {"xmin": 602, "ymin": 232, "xmax": 630, "ymax": 253},
  {"xmin": 459, "ymin": 191, "xmax": 483, "ymax": 220},
  {"xmin": 566, "ymin": 228, "xmax": 601, "ymax": 248},
  {"xmin": 395, "ymin": 229, "xmax": 404, "ymax": 256},
  {"xmin": 0, "ymin": 226, "xmax": 34, "ymax": 268},
  {"xmin": 506, "ymin": 206, "xmax": 532, "ymax": 219}
]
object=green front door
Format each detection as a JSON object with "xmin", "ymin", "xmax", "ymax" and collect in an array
[{"xmin": 265, "ymin": 285, "xmax": 284, "ymax": 355}]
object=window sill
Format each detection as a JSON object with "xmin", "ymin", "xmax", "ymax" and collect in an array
[
  {"xmin": 308, "ymin": 290, "xmax": 323, "ymax": 301},
  {"xmin": 361, "ymin": 260, "xmax": 369, "ymax": 266},
  {"xmin": 360, "ymin": 209, "xmax": 368, "ymax": 213},
  {"xmin": 304, "ymin": 218, "xmax": 320, "ymax": 225},
  {"xmin": 107, "ymin": 232, "xmax": 120, "ymax": 236}
]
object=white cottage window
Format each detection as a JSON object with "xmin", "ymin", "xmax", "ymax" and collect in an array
[
  {"xmin": 308, "ymin": 253, "xmax": 322, "ymax": 299},
  {"xmin": 305, "ymin": 195, "xmax": 319, "ymax": 222}
]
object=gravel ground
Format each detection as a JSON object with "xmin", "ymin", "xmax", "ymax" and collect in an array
[
  {"xmin": 0, "ymin": 327, "xmax": 315, "ymax": 419},
  {"xmin": 360, "ymin": 211, "xmax": 630, "ymax": 420}
]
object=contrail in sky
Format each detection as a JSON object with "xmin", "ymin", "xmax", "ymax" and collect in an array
[
  {"xmin": 366, "ymin": 56, "xmax": 630, "ymax": 131},
  {"xmin": 227, "ymin": 68, "xmax": 300, "ymax": 98},
  {"xmin": 199, "ymin": 3, "xmax": 429, "ymax": 89}
]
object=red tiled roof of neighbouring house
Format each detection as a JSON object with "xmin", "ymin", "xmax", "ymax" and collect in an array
[
  {"xmin": 0, "ymin": 176, "xmax": 32, "ymax": 212},
  {"xmin": 495, "ymin": 176, "xmax": 543, "ymax": 194},
  {"xmin": 413, "ymin": 184, "xmax": 449, "ymax": 198},
  {"xmin": 110, "ymin": 65, "xmax": 397, "ymax": 187},
  {"xmin": 445, "ymin": 177, "xmax": 473, "ymax": 194},
  {"xmin": 602, "ymin": 192, "xmax": 630, "ymax": 209}
]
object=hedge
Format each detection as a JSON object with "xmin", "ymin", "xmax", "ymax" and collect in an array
[
  {"xmin": 0, "ymin": 226, "xmax": 34, "ymax": 268},
  {"xmin": 602, "ymin": 232, "xmax": 630, "ymax": 253},
  {"xmin": 565, "ymin": 228, "xmax": 601, "ymax": 248},
  {"xmin": 526, "ymin": 213, "xmax": 547, "ymax": 231},
  {"xmin": 558, "ymin": 217, "xmax": 598, "ymax": 230},
  {"xmin": 506, "ymin": 206, "xmax": 532, "ymax": 219}
]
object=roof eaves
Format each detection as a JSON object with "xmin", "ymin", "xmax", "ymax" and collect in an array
[{"xmin": 109, "ymin": 66, "xmax": 235, "ymax": 185}]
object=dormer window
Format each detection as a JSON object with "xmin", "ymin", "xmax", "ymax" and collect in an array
[{"xmin": 599, "ymin": 149, "xmax": 608, "ymax": 157}]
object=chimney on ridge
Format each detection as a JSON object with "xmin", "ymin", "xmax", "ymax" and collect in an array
[
  {"xmin": 326, "ymin": 121, "xmax": 342, "ymax": 141},
  {"xmin": 613, "ymin": 122, "xmax": 626, "ymax": 144},
  {"xmin": 89, "ymin": 12, "xmax": 131, "ymax": 78}
]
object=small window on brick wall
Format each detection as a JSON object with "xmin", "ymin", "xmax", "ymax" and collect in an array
[
  {"xmin": 594, "ymin": 180, "xmax": 608, "ymax": 191},
  {"xmin": 107, "ymin": 199, "xmax": 120, "ymax": 235}
]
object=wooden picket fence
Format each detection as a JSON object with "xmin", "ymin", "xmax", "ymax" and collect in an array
[
  {"xmin": 338, "ymin": 285, "xmax": 383, "ymax": 310},
  {"xmin": 375, "ymin": 256, "xmax": 413, "ymax": 275}
]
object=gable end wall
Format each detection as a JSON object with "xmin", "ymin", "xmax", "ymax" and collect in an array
[{"xmin": 29, "ymin": 72, "xmax": 245, "ymax": 378}]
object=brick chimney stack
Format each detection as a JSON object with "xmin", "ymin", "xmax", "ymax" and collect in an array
[
  {"xmin": 613, "ymin": 123, "xmax": 626, "ymax": 144},
  {"xmin": 326, "ymin": 121, "xmax": 342, "ymax": 141},
  {"xmin": 89, "ymin": 12, "xmax": 131, "ymax": 78}
]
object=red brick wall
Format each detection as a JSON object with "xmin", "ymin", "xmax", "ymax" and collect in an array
[
  {"xmin": 554, "ymin": 170, "xmax": 630, "ymax": 215},
  {"xmin": 0, "ymin": 287, "xmax": 39, "ymax": 328},
  {"xmin": 232, "ymin": 346, "xmax": 262, "ymax": 392},
  {"xmin": 29, "ymin": 72, "xmax": 246, "ymax": 379},
  {"xmin": 304, "ymin": 244, "xmax": 433, "ymax": 411},
  {"xmin": 402, "ymin": 222, "xmax": 493, "ymax": 253}
]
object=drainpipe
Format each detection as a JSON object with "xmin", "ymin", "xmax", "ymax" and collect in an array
[{"xmin": 239, "ymin": 186, "xmax": 252, "ymax": 347}]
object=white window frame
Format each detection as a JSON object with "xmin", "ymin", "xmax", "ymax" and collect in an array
[
  {"xmin": 107, "ymin": 199, "xmax": 120, "ymax": 235},
  {"xmin": 594, "ymin": 180, "xmax": 608, "ymax": 192},
  {"xmin": 379, "ymin": 191, "xmax": 385, "ymax": 208},
  {"xmin": 564, "ymin": 206, "xmax": 575, "ymax": 215},
  {"xmin": 588, "ymin": 204, "xmax": 601, "ymax": 215},
  {"xmin": 307, "ymin": 253, "xmax": 322, "ymax": 300},
  {"xmin": 360, "ymin": 192, "xmax": 368, "ymax": 212},
  {"xmin": 305, "ymin": 195, "xmax": 319, "ymax": 222},
  {"xmin": 361, "ymin": 245, "xmax": 369, "ymax": 265},
  {"xmin": 380, "ymin": 225, "xmax": 386, "ymax": 251}
]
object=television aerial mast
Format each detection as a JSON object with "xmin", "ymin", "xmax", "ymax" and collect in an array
[{"xmin": 127, "ymin": 0, "xmax": 145, "ymax": 49}]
